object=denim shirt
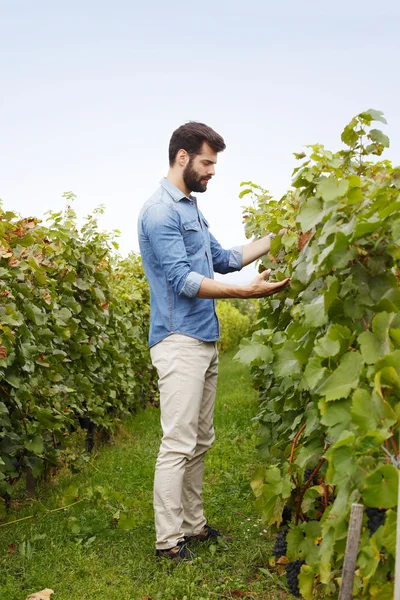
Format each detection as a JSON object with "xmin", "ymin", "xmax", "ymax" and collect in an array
[{"xmin": 138, "ymin": 178, "xmax": 243, "ymax": 347}]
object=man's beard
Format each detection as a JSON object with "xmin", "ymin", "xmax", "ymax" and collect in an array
[{"xmin": 183, "ymin": 159, "xmax": 211, "ymax": 193}]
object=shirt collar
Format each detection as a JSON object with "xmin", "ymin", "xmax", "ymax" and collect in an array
[{"xmin": 160, "ymin": 177, "xmax": 196, "ymax": 203}]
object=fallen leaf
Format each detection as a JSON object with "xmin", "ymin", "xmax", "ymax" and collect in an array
[
  {"xmin": 8, "ymin": 543, "xmax": 16, "ymax": 555},
  {"xmin": 26, "ymin": 589, "xmax": 54, "ymax": 600}
]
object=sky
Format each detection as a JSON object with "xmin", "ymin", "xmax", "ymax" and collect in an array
[{"xmin": 1, "ymin": 1, "xmax": 400, "ymax": 284}]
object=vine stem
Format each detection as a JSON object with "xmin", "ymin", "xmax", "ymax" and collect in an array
[
  {"xmin": 384, "ymin": 440, "xmax": 391, "ymax": 464},
  {"xmin": 390, "ymin": 435, "xmax": 399, "ymax": 457},
  {"xmin": 0, "ymin": 499, "xmax": 87, "ymax": 528},
  {"xmin": 295, "ymin": 457, "xmax": 327, "ymax": 526},
  {"xmin": 322, "ymin": 484, "xmax": 329, "ymax": 510},
  {"xmin": 289, "ymin": 424, "xmax": 307, "ymax": 467},
  {"xmin": 0, "ymin": 385, "xmax": 12, "ymax": 398}
]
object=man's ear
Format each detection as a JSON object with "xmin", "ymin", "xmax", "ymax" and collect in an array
[{"xmin": 176, "ymin": 149, "xmax": 189, "ymax": 167}]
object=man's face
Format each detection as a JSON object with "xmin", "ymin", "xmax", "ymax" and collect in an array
[{"xmin": 183, "ymin": 142, "xmax": 217, "ymax": 194}]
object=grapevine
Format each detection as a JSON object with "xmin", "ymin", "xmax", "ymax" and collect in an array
[{"xmin": 238, "ymin": 109, "xmax": 399, "ymax": 599}]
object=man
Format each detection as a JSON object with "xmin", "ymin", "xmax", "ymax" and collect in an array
[{"xmin": 137, "ymin": 122, "xmax": 289, "ymax": 561}]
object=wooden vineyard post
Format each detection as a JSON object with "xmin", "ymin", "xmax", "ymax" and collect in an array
[
  {"xmin": 395, "ymin": 432, "xmax": 400, "ymax": 600},
  {"xmin": 338, "ymin": 503, "xmax": 364, "ymax": 600}
]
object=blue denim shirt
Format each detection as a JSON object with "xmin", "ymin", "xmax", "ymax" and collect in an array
[{"xmin": 138, "ymin": 178, "xmax": 243, "ymax": 347}]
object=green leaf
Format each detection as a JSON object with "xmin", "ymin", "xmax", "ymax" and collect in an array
[
  {"xmin": 351, "ymin": 389, "xmax": 381, "ymax": 432},
  {"xmin": 317, "ymin": 178, "xmax": 349, "ymax": 202},
  {"xmin": 4, "ymin": 373, "xmax": 21, "ymax": 388},
  {"xmin": 375, "ymin": 366, "xmax": 400, "ymax": 397},
  {"xmin": 358, "ymin": 332, "xmax": 384, "ymax": 364},
  {"xmin": 25, "ymin": 304, "xmax": 47, "ymax": 326},
  {"xmin": 62, "ymin": 485, "xmax": 79, "ymax": 506},
  {"xmin": 358, "ymin": 313, "xmax": 395, "ymax": 364},
  {"xmin": 320, "ymin": 399, "xmax": 351, "ymax": 438},
  {"xmin": 299, "ymin": 565, "xmax": 315, "ymax": 600},
  {"xmin": 315, "ymin": 334, "xmax": 340, "ymax": 358},
  {"xmin": 368, "ymin": 129, "xmax": 390, "ymax": 148},
  {"xmin": 358, "ymin": 544, "xmax": 380, "ymax": 580},
  {"xmin": 363, "ymin": 464, "xmax": 398, "ymax": 508},
  {"xmin": 324, "ymin": 277, "xmax": 339, "ymax": 313},
  {"xmin": 118, "ymin": 513, "xmax": 138, "ymax": 530},
  {"xmin": 75, "ymin": 278, "xmax": 91, "ymax": 290},
  {"xmin": 302, "ymin": 357, "xmax": 326, "ymax": 391},
  {"xmin": 341, "ymin": 121, "xmax": 359, "ymax": 146},
  {"xmin": 316, "ymin": 352, "xmax": 363, "ymax": 401},
  {"xmin": 303, "ymin": 297, "xmax": 328, "ymax": 328},
  {"xmin": 234, "ymin": 340, "xmax": 273, "ymax": 366},
  {"xmin": 286, "ymin": 526, "xmax": 304, "ymax": 560},
  {"xmin": 273, "ymin": 342, "xmax": 301, "ymax": 377},
  {"xmin": 382, "ymin": 510, "xmax": 396, "ymax": 556},
  {"xmin": 326, "ymin": 445, "xmax": 356, "ymax": 485},
  {"xmin": 67, "ymin": 516, "xmax": 81, "ymax": 535},
  {"xmin": 360, "ymin": 108, "xmax": 387, "ymax": 124},
  {"xmin": 297, "ymin": 197, "xmax": 325, "ymax": 231},
  {"xmin": 24, "ymin": 436, "xmax": 44, "ymax": 455},
  {"xmin": 23, "ymin": 455, "xmax": 44, "ymax": 477},
  {"xmin": 55, "ymin": 307, "xmax": 72, "ymax": 323}
]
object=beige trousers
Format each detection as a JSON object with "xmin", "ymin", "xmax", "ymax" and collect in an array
[{"xmin": 150, "ymin": 334, "xmax": 219, "ymax": 550}]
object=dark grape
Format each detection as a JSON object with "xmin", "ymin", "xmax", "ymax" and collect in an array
[
  {"xmin": 285, "ymin": 560, "xmax": 305, "ymax": 597},
  {"xmin": 272, "ymin": 527, "xmax": 288, "ymax": 558},
  {"xmin": 304, "ymin": 468, "xmax": 318, "ymax": 486},
  {"xmin": 281, "ymin": 506, "xmax": 292, "ymax": 526},
  {"xmin": 366, "ymin": 507, "xmax": 386, "ymax": 536}
]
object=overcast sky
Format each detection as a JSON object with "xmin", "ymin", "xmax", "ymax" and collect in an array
[{"xmin": 1, "ymin": 1, "xmax": 399, "ymax": 284}]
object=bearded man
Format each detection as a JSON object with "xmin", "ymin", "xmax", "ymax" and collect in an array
[{"xmin": 137, "ymin": 122, "xmax": 289, "ymax": 561}]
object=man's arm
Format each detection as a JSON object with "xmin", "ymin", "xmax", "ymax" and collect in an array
[
  {"xmin": 197, "ymin": 269, "xmax": 290, "ymax": 299},
  {"xmin": 241, "ymin": 230, "xmax": 285, "ymax": 267},
  {"xmin": 241, "ymin": 236, "xmax": 272, "ymax": 267}
]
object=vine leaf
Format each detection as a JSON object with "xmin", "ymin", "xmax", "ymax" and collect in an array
[
  {"xmin": 316, "ymin": 352, "xmax": 363, "ymax": 401},
  {"xmin": 362, "ymin": 464, "xmax": 398, "ymax": 508}
]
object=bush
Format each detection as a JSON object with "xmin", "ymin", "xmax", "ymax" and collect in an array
[
  {"xmin": 216, "ymin": 300, "xmax": 250, "ymax": 353},
  {"xmin": 0, "ymin": 198, "xmax": 155, "ymax": 498},
  {"xmin": 236, "ymin": 110, "xmax": 399, "ymax": 599}
]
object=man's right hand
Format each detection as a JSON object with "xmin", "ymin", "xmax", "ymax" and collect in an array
[{"xmin": 246, "ymin": 269, "xmax": 290, "ymax": 298}]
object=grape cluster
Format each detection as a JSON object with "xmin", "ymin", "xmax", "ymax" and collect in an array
[
  {"xmin": 304, "ymin": 468, "xmax": 319, "ymax": 486},
  {"xmin": 272, "ymin": 527, "xmax": 289, "ymax": 559},
  {"xmin": 285, "ymin": 560, "xmax": 305, "ymax": 597},
  {"xmin": 281, "ymin": 506, "xmax": 292, "ymax": 526},
  {"xmin": 366, "ymin": 507, "xmax": 386, "ymax": 536}
]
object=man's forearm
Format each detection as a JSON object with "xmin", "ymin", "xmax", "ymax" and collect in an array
[
  {"xmin": 196, "ymin": 269, "xmax": 290, "ymax": 299},
  {"xmin": 197, "ymin": 277, "xmax": 250, "ymax": 299},
  {"xmin": 241, "ymin": 235, "xmax": 272, "ymax": 267}
]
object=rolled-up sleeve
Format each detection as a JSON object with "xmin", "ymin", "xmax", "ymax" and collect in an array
[
  {"xmin": 210, "ymin": 232, "xmax": 243, "ymax": 274},
  {"xmin": 181, "ymin": 271, "xmax": 205, "ymax": 297},
  {"xmin": 143, "ymin": 203, "xmax": 204, "ymax": 297}
]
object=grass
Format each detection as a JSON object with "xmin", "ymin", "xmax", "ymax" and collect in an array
[{"xmin": 0, "ymin": 350, "xmax": 290, "ymax": 600}]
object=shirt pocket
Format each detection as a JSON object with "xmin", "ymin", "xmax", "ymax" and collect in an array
[{"xmin": 182, "ymin": 220, "xmax": 203, "ymax": 255}]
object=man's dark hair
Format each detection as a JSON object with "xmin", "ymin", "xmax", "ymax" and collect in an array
[{"xmin": 169, "ymin": 121, "xmax": 226, "ymax": 166}]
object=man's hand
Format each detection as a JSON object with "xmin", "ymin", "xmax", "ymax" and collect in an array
[
  {"xmin": 246, "ymin": 269, "xmax": 290, "ymax": 298},
  {"xmin": 197, "ymin": 270, "xmax": 290, "ymax": 299}
]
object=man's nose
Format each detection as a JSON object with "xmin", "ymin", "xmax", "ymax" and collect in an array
[{"xmin": 208, "ymin": 165, "xmax": 215, "ymax": 176}]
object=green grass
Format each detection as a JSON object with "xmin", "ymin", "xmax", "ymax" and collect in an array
[{"xmin": 0, "ymin": 350, "xmax": 289, "ymax": 600}]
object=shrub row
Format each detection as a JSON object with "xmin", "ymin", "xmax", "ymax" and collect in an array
[{"xmin": 0, "ymin": 199, "xmax": 155, "ymax": 499}]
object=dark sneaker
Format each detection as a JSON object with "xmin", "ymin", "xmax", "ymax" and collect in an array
[
  {"xmin": 184, "ymin": 524, "xmax": 225, "ymax": 543},
  {"xmin": 156, "ymin": 541, "xmax": 196, "ymax": 562}
]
